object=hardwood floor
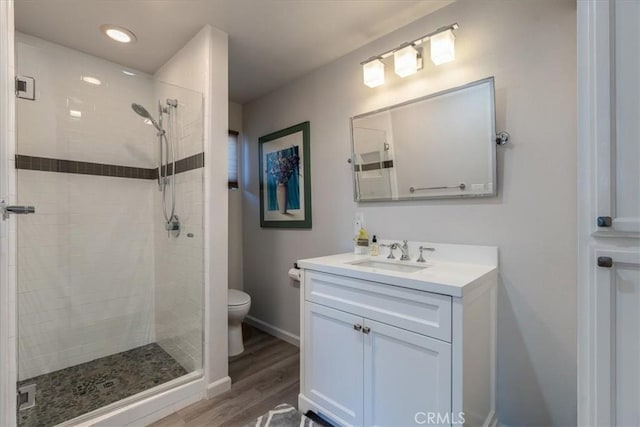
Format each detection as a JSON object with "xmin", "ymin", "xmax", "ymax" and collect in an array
[{"xmin": 150, "ymin": 327, "xmax": 300, "ymax": 427}]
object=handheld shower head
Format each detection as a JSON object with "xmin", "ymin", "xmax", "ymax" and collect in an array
[{"xmin": 131, "ymin": 103, "xmax": 162, "ymax": 132}]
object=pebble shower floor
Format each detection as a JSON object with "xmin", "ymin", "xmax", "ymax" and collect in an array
[{"xmin": 17, "ymin": 343, "xmax": 187, "ymax": 427}]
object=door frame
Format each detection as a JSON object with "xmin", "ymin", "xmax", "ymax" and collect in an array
[
  {"xmin": 577, "ymin": 2, "xmax": 603, "ymax": 424},
  {"xmin": 0, "ymin": 0, "xmax": 17, "ymax": 425}
]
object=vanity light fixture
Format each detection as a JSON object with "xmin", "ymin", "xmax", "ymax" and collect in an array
[
  {"xmin": 361, "ymin": 22, "xmax": 458, "ymax": 87},
  {"xmin": 100, "ymin": 24, "xmax": 137, "ymax": 44}
]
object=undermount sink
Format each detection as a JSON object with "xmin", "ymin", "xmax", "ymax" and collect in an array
[{"xmin": 348, "ymin": 259, "xmax": 428, "ymax": 273}]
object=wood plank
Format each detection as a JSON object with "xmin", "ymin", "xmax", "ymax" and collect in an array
[
  {"xmin": 218, "ymin": 381, "xmax": 300, "ymax": 427},
  {"xmin": 185, "ymin": 353, "xmax": 299, "ymax": 426},
  {"xmin": 149, "ymin": 326, "xmax": 300, "ymax": 427}
]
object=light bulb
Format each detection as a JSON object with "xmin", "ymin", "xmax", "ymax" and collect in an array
[
  {"xmin": 363, "ymin": 59, "xmax": 385, "ymax": 88},
  {"xmin": 394, "ymin": 45, "xmax": 419, "ymax": 78},
  {"xmin": 430, "ymin": 29, "xmax": 455, "ymax": 65}
]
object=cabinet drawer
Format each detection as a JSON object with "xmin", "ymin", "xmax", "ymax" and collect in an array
[{"xmin": 305, "ymin": 270, "xmax": 451, "ymax": 342}]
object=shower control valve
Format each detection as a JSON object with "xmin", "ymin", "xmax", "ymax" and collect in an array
[{"xmin": 166, "ymin": 215, "xmax": 181, "ymax": 237}]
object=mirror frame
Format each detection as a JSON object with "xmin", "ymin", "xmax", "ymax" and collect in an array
[{"xmin": 350, "ymin": 77, "xmax": 497, "ymax": 202}]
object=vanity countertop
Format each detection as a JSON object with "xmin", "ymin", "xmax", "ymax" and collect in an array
[{"xmin": 298, "ymin": 244, "xmax": 498, "ymax": 298}]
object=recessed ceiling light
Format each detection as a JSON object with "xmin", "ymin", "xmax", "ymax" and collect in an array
[
  {"xmin": 69, "ymin": 110, "xmax": 82, "ymax": 118},
  {"xmin": 100, "ymin": 24, "xmax": 137, "ymax": 44},
  {"xmin": 81, "ymin": 76, "xmax": 101, "ymax": 85},
  {"xmin": 122, "ymin": 70, "xmax": 136, "ymax": 76}
]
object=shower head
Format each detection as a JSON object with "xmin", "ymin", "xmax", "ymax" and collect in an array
[{"xmin": 131, "ymin": 103, "xmax": 162, "ymax": 132}]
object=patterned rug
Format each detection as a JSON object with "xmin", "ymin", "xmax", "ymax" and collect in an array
[{"xmin": 244, "ymin": 404, "xmax": 315, "ymax": 427}]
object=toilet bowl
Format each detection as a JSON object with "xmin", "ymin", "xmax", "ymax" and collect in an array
[{"xmin": 228, "ymin": 289, "xmax": 251, "ymax": 356}]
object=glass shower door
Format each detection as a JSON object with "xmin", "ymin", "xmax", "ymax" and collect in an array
[{"xmin": 15, "ymin": 33, "xmax": 204, "ymax": 426}]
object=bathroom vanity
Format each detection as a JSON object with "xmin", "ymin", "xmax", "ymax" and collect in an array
[{"xmin": 297, "ymin": 241, "xmax": 497, "ymax": 427}]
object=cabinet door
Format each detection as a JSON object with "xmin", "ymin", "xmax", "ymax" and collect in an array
[
  {"xmin": 595, "ymin": 249, "xmax": 640, "ymax": 425},
  {"xmin": 363, "ymin": 319, "xmax": 452, "ymax": 427},
  {"xmin": 593, "ymin": 0, "xmax": 640, "ymax": 236},
  {"xmin": 304, "ymin": 302, "xmax": 364, "ymax": 426}
]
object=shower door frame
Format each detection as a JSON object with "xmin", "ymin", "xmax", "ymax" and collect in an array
[{"xmin": 0, "ymin": 1, "xmax": 18, "ymax": 425}]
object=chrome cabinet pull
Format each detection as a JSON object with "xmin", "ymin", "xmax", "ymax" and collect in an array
[
  {"xmin": 353, "ymin": 324, "xmax": 362, "ymax": 331},
  {"xmin": 362, "ymin": 326, "xmax": 371, "ymax": 334}
]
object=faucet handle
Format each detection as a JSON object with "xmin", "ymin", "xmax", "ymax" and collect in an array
[
  {"xmin": 417, "ymin": 246, "xmax": 435, "ymax": 263},
  {"xmin": 380, "ymin": 243, "xmax": 397, "ymax": 259}
]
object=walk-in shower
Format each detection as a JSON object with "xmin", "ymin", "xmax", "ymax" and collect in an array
[
  {"xmin": 14, "ymin": 32, "xmax": 205, "ymax": 426},
  {"xmin": 131, "ymin": 100, "xmax": 181, "ymax": 235}
]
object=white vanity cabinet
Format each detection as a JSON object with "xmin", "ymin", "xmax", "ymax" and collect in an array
[{"xmin": 298, "ymin": 243, "xmax": 497, "ymax": 427}]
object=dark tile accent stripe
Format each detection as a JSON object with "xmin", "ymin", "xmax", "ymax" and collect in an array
[
  {"xmin": 15, "ymin": 153, "xmax": 204, "ymax": 180},
  {"xmin": 158, "ymin": 152, "xmax": 205, "ymax": 178},
  {"xmin": 354, "ymin": 159, "xmax": 394, "ymax": 172}
]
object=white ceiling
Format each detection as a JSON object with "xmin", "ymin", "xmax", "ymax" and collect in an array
[{"xmin": 15, "ymin": 0, "xmax": 453, "ymax": 103}]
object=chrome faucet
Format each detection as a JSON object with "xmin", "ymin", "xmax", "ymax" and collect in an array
[{"xmin": 392, "ymin": 240, "xmax": 411, "ymax": 261}]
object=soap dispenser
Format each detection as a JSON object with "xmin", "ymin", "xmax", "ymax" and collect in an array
[{"xmin": 370, "ymin": 235, "xmax": 379, "ymax": 256}]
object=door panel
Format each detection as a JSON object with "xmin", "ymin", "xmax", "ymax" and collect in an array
[
  {"xmin": 614, "ymin": 265, "xmax": 640, "ymax": 425},
  {"xmin": 595, "ymin": 249, "xmax": 640, "ymax": 425},
  {"xmin": 363, "ymin": 319, "xmax": 452, "ymax": 427},
  {"xmin": 595, "ymin": 0, "xmax": 640, "ymax": 235},
  {"xmin": 613, "ymin": 0, "xmax": 640, "ymax": 232},
  {"xmin": 304, "ymin": 302, "xmax": 363, "ymax": 426}
]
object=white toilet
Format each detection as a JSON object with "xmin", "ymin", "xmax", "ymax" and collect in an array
[{"xmin": 228, "ymin": 289, "xmax": 251, "ymax": 356}]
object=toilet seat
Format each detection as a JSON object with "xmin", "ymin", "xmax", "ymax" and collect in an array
[{"xmin": 228, "ymin": 289, "xmax": 251, "ymax": 307}]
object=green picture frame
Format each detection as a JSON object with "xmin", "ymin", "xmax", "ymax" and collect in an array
[{"xmin": 259, "ymin": 121, "xmax": 312, "ymax": 228}]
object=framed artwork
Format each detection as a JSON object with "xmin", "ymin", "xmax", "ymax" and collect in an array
[{"xmin": 259, "ymin": 121, "xmax": 311, "ymax": 228}]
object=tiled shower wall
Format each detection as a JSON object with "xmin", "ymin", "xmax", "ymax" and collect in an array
[{"xmin": 15, "ymin": 33, "xmax": 157, "ymax": 380}]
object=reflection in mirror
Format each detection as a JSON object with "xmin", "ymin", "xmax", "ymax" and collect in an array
[{"xmin": 351, "ymin": 77, "xmax": 497, "ymax": 201}]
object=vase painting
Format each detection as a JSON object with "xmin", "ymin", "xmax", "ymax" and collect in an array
[
  {"xmin": 259, "ymin": 121, "xmax": 311, "ymax": 228},
  {"xmin": 266, "ymin": 146, "xmax": 300, "ymax": 213}
]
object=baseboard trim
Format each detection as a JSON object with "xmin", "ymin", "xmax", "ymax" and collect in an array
[
  {"xmin": 206, "ymin": 376, "xmax": 231, "ymax": 399},
  {"xmin": 245, "ymin": 315, "xmax": 300, "ymax": 347}
]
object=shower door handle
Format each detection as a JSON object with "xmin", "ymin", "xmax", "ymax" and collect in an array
[{"xmin": 0, "ymin": 200, "xmax": 35, "ymax": 220}]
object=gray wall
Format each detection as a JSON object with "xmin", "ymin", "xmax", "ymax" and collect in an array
[{"xmin": 242, "ymin": 1, "xmax": 577, "ymax": 425}]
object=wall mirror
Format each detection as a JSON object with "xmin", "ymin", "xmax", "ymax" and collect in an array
[{"xmin": 350, "ymin": 77, "xmax": 499, "ymax": 202}]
